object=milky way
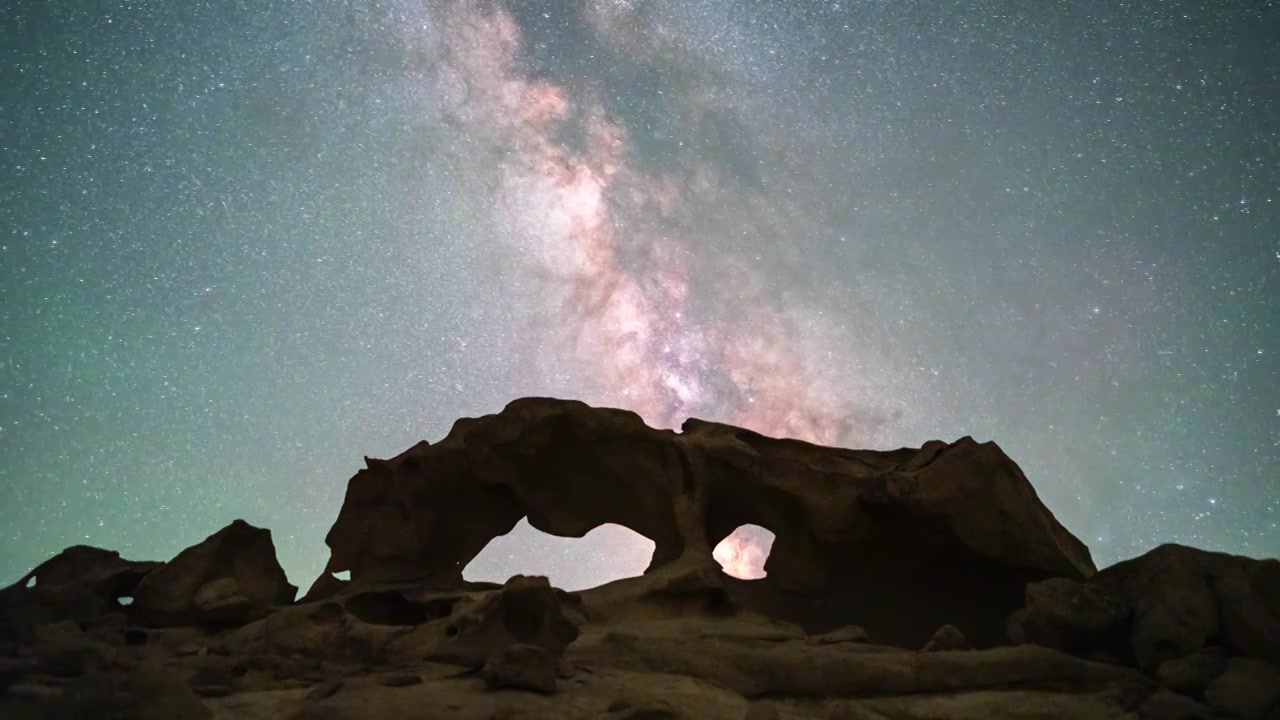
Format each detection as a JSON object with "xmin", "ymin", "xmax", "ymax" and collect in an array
[
  {"xmin": 2, "ymin": 0, "xmax": 1277, "ymax": 591},
  {"xmin": 414, "ymin": 0, "xmax": 907, "ymax": 449}
]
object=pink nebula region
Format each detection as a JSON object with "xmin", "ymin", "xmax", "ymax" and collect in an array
[{"xmin": 420, "ymin": 2, "xmax": 900, "ymax": 451}]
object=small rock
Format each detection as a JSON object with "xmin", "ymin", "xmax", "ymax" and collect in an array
[
  {"xmin": 35, "ymin": 639, "xmax": 109, "ymax": 677},
  {"xmin": 192, "ymin": 684, "xmax": 233, "ymax": 698},
  {"xmin": 194, "ymin": 577, "xmax": 241, "ymax": 609},
  {"xmin": 0, "ymin": 657, "xmax": 38, "ymax": 694},
  {"xmin": 481, "ymin": 643, "xmax": 558, "ymax": 694},
  {"xmin": 190, "ymin": 655, "xmax": 246, "ymax": 687},
  {"xmin": 1156, "ymin": 646, "xmax": 1229, "ymax": 696},
  {"xmin": 613, "ymin": 704, "xmax": 682, "ymax": 720},
  {"xmin": 1204, "ymin": 657, "xmax": 1280, "ymax": 720},
  {"xmin": 378, "ymin": 671, "xmax": 421, "ymax": 687},
  {"xmin": 193, "ymin": 578, "xmax": 255, "ymax": 624},
  {"xmin": 808, "ymin": 625, "xmax": 870, "ymax": 645},
  {"xmin": 33, "ymin": 619, "xmax": 84, "ymax": 644},
  {"xmin": 304, "ymin": 679, "xmax": 344, "ymax": 702},
  {"xmin": 128, "ymin": 666, "xmax": 213, "ymax": 720},
  {"xmin": 921, "ymin": 624, "xmax": 968, "ymax": 652},
  {"xmin": 1139, "ymin": 690, "xmax": 1218, "ymax": 720}
]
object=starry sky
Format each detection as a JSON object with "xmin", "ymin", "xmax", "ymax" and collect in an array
[{"xmin": 2, "ymin": 0, "xmax": 1278, "ymax": 593}]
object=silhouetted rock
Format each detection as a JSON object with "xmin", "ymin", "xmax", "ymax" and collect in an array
[
  {"xmin": 1, "ymin": 397, "xmax": 1277, "ymax": 719},
  {"xmin": 132, "ymin": 519, "xmax": 297, "ymax": 626},
  {"xmin": 318, "ymin": 397, "xmax": 1093, "ymax": 648},
  {"xmin": 0, "ymin": 546, "xmax": 159, "ymax": 645},
  {"xmin": 1096, "ymin": 543, "xmax": 1280, "ymax": 673}
]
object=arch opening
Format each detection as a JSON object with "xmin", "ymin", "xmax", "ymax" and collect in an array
[
  {"xmin": 713, "ymin": 525, "xmax": 775, "ymax": 580},
  {"xmin": 463, "ymin": 518, "xmax": 655, "ymax": 591}
]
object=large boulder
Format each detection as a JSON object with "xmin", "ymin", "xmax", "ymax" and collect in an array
[
  {"xmin": 1216, "ymin": 565, "xmax": 1280, "ymax": 666},
  {"xmin": 1097, "ymin": 544, "xmax": 1280, "ymax": 672},
  {"xmin": 315, "ymin": 398, "xmax": 1094, "ymax": 648},
  {"xmin": 132, "ymin": 520, "xmax": 297, "ymax": 627},
  {"xmin": 1007, "ymin": 577, "xmax": 1129, "ymax": 653}
]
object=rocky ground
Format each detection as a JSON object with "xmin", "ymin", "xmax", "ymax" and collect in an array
[{"xmin": 2, "ymin": 397, "xmax": 1277, "ymax": 719}]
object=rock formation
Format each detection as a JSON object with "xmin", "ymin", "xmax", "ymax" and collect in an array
[{"xmin": 0, "ymin": 397, "xmax": 1276, "ymax": 719}]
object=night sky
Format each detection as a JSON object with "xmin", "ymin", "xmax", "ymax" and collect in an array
[{"xmin": 3, "ymin": 0, "xmax": 1278, "ymax": 593}]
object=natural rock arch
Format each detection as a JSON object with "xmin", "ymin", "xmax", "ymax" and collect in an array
[{"xmin": 308, "ymin": 398, "xmax": 1095, "ymax": 647}]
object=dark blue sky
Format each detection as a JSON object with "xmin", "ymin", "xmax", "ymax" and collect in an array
[{"xmin": 3, "ymin": 0, "xmax": 1277, "ymax": 592}]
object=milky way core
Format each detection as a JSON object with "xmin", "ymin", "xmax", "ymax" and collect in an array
[{"xmin": 416, "ymin": 0, "xmax": 909, "ymax": 449}]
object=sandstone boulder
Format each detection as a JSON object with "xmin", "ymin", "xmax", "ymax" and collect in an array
[
  {"xmin": 132, "ymin": 519, "xmax": 297, "ymax": 626},
  {"xmin": 0, "ymin": 546, "xmax": 160, "ymax": 645},
  {"xmin": 1007, "ymin": 576, "xmax": 1128, "ymax": 652},
  {"xmin": 1097, "ymin": 544, "xmax": 1280, "ymax": 673}
]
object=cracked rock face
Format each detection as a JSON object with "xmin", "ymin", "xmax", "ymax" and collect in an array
[{"xmin": 1, "ymin": 397, "xmax": 1277, "ymax": 720}]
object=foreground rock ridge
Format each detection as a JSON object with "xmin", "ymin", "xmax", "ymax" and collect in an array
[{"xmin": 0, "ymin": 397, "xmax": 1276, "ymax": 719}]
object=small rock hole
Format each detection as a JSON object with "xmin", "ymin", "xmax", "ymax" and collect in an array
[
  {"xmin": 344, "ymin": 591, "xmax": 428, "ymax": 626},
  {"xmin": 425, "ymin": 598, "xmax": 456, "ymax": 620}
]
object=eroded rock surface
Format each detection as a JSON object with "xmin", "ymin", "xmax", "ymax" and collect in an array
[
  {"xmin": 1, "ymin": 397, "xmax": 1276, "ymax": 720},
  {"xmin": 316, "ymin": 397, "xmax": 1094, "ymax": 647},
  {"xmin": 0, "ymin": 546, "xmax": 160, "ymax": 647}
]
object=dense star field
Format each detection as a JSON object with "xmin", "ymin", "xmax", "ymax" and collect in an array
[{"xmin": 2, "ymin": 0, "xmax": 1277, "ymax": 592}]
